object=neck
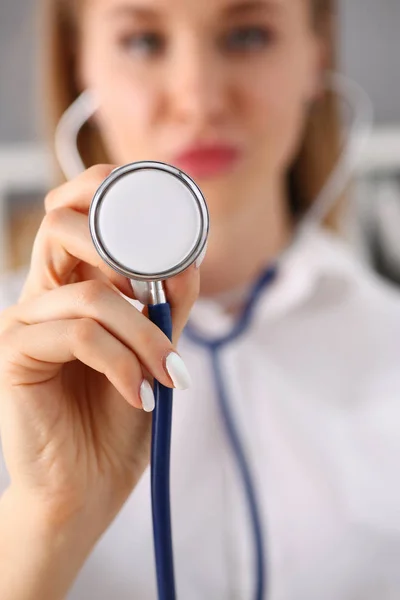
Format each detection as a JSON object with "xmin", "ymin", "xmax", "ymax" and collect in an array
[{"xmin": 198, "ymin": 178, "xmax": 292, "ymax": 312}]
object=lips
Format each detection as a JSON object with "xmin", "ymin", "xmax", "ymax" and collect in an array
[{"xmin": 172, "ymin": 145, "xmax": 242, "ymax": 178}]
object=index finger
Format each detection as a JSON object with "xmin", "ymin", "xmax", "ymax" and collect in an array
[{"xmin": 44, "ymin": 164, "xmax": 117, "ymax": 214}]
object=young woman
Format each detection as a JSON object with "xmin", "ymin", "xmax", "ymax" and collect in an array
[{"xmin": 0, "ymin": 1, "xmax": 399, "ymax": 598}]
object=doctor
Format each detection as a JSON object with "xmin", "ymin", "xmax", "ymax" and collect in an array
[{"xmin": 0, "ymin": 0, "xmax": 400, "ymax": 599}]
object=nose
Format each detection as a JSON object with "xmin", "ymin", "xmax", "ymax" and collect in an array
[{"xmin": 164, "ymin": 39, "xmax": 228, "ymax": 129}]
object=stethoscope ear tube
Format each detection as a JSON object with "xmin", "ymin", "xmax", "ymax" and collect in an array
[{"xmin": 148, "ymin": 302, "xmax": 176, "ymax": 600}]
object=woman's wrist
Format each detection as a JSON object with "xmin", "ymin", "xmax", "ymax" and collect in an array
[{"xmin": 0, "ymin": 485, "xmax": 100, "ymax": 600}]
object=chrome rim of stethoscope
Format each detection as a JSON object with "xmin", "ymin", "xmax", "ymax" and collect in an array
[{"xmin": 89, "ymin": 160, "xmax": 209, "ymax": 282}]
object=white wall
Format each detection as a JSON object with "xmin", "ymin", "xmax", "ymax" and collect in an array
[
  {"xmin": 0, "ymin": 0, "xmax": 38, "ymax": 142},
  {"xmin": 339, "ymin": 0, "xmax": 400, "ymax": 125},
  {"xmin": 0, "ymin": 0, "xmax": 399, "ymax": 143}
]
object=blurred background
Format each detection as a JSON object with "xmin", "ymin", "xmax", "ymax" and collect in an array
[{"xmin": 0, "ymin": 0, "xmax": 399, "ymax": 282}]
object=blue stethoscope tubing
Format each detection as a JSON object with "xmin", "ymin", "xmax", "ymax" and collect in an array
[
  {"xmin": 148, "ymin": 266, "xmax": 278, "ymax": 600},
  {"xmin": 148, "ymin": 301, "xmax": 176, "ymax": 600},
  {"xmin": 148, "ymin": 267, "xmax": 277, "ymax": 600},
  {"xmin": 184, "ymin": 265, "xmax": 278, "ymax": 600}
]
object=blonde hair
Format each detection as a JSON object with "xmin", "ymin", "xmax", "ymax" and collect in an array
[{"xmin": 39, "ymin": 0, "xmax": 344, "ymax": 228}]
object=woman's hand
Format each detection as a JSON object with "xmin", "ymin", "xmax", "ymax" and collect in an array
[{"xmin": 0, "ymin": 165, "xmax": 200, "ymax": 534}]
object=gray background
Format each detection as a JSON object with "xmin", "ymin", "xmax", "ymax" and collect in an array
[{"xmin": 0, "ymin": 0, "xmax": 399, "ymax": 143}]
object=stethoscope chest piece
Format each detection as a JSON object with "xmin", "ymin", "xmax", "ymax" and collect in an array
[{"xmin": 89, "ymin": 161, "xmax": 209, "ymax": 304}]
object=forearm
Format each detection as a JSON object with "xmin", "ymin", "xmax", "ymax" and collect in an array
[{"xmin": 0, "ymin": 486, "xmax": 98, "ymax": 600}]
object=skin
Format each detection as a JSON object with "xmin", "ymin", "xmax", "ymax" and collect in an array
[{"xmin": 0, "ymin": 1, "xmax": 325, "ymax": 598}]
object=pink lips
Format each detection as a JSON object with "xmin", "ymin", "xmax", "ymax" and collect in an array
[{"xmin": 172, "ymin": 144, "xmax": 242, "ymax": 178}]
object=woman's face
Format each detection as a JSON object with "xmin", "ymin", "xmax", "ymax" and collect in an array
[{"xmin": 77, "ymin": 0, "xmax": 324, "ymax": 217}]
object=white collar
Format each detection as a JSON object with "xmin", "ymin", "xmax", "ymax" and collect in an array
[{"xmin": 187, "ymin": 226, "xmax": 366, "ymax": 339}]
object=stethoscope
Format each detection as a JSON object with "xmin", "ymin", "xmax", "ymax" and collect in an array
[
  {"xmin": 55, "ymin": 70, "xmax": 374, "ymax": 600},
  {"xmin": 88, "ymin": 161, "xmax": 209, "ymax": 600}
]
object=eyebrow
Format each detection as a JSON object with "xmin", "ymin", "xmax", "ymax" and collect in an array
[
  {"xmin": 224, "ymin": 0, "xmax": 284, "ymax": 17},
  {"xmin": 105, "ymin": 0, "xmax": 283, "ymax": 21},
  {"xmin": 105, "ymin": 4, "xmax": 161, "ymax": 21}
]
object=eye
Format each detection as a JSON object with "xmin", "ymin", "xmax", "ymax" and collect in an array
[
  {"xmin": 222, "ymin": 26, "xmax": 274, "ymax": 53},
  {"xmin": 119, "ymin": 32, "xmax": 165, "ymax": 57}
]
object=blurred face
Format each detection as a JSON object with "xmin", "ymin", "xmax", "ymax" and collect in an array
[{"xmin": 77, "ymin": 0, "xmax": 323, "ymax": 218}]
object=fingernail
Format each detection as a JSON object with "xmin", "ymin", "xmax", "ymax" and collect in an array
[
  {"xmin": 165, "ymin": 352, "xmax": 192, "ymax": 390},
  {"xmin": 140, "ymin": 379, "xmax": 155, "ymax": 412}
]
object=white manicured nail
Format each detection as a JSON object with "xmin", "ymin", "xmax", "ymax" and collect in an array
[
  {"xmin": 140, "ymin": 379, "xmax": 155, "ymax": 412},
  {"xmin": 165, "ymin": 353, "xmax": 192, "ymax": 390}
]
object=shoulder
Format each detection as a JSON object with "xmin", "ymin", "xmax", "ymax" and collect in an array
[
  {"xmin": 276, "ymin": 227, "xmax": 400, "ymax": 366},
  {"xmin": 299, "ymin": 226, "xmax": 400, "ymax": 315},
  {"xmin": 324, "ymin": 228, "xmax": 400, "ymax": 324},
  {"xmin": 310, "ymin": 229, "xmax": 400, "ymax": 380},
  {"xmin": 0, "ymin": 267, "xmax": 29, "ymax": 313}
]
